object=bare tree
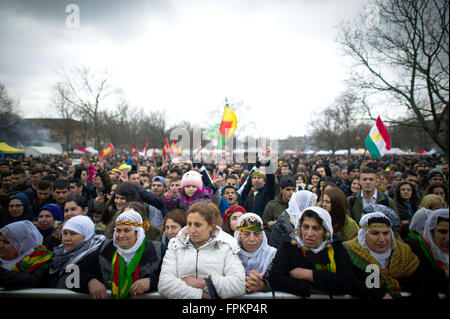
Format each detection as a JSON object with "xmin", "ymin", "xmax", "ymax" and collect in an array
[
  {"xmin": 50, "ymin": 82, "xmax": 78, "ymax": 150},
  {"xmin": 311, "ymin": 104, "xmax": 343, "ymax": 153},
  {"xmin": 0, "ymin": 83, "xmax": 26, "ymax": 144},
  {"xmin": 335, "ymin": 90, "xmax": 359, "ymax": 154},
  {"xmin": 54, "ymin": 66, "xmax": 121, "ymax": 149},
  {"xmin": 338, "ymin": 0, "xmax": 449, "ymax": 157}
]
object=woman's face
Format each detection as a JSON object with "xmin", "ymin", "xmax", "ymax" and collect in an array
[
  {"xmin": 0, "ymin": 233, "xmax": 19, "ymax": 260},
  {"xmin": 114, "ymin": 224, "xmax": 138, "ymax": 249},
  {"xmin": 187, "ymin": 212, "xmax": 214, "ymax": 247},
  {"xmin": 184, "ymin": 185, "xmax": 198, "ymax": 198},
  {"xmin": 432, "ymin": 187, "xmax": 446, "ymax": 202},
  {"xmin": 399, "ymin": 184, "xmax": 413, "ymax": 201},
  {"xmin": 300, "ymin": 216, "xmax": 324, "ymax": 249},
  {"xmin": 321, "ymin": 194, "xmax": 332, "ymax": 213},
  {"xmin": 64, "ymin": 201, "xmax": 86, "ymax": 221},
  {"xmin": 365, "ymin": 226, "xmax": 392, "ymax": 254},
  {"xmin": 165, "ymin": 218, "xmax": 183, "ymax": 241},
  {"xmin": 114, "ymin": 194, "xmax": 127, "ymax": 211},
  {"xmin": 432, "ymin": 221, "xmax": 449, "ymax": 253},
  {"xmin": 8, "ymin": 199, "xmax": 24, "ymax": 218},
  {"xmin": 351, "ymin": 179, "xmax": 361, "ymax": 193},
  {"xmin": 229, "ymin": 212, "xmax": 243, "ymax": 232},
  {"xmin": 311, "ymin": 175, "xmax": 320, "ymax": 186},
  {"xmin": 379, "ymin": 175, "xmax": 389, "ymax": 185},
  {"xmin": 62, "ymin": 229, "xmax": 85, "ymax": 251},
  {"xmin": 240, "ymin": 229, "xmax": 263, "ymax": 253},
  {"xmin": 38, "ymin": 210, "xmax": 55, "ymax": 230}
]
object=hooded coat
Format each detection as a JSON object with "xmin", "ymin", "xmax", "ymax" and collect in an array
[{"xmin": 158, "ymin": 226, "xmax": 246, "ymax": 299}]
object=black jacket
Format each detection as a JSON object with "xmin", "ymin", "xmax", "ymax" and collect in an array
[
  {"xmin": 0, "ymin": 265, "xmax": 50, "ymax": 290},
  {"xmin": 268, "ymin": 237, "xmax": 354, "ymax": 297},
  {"xmin": 268, "ymin": 210, "xmax": 294, "ymax": 249},
  {"xmin": 405, "ymin": 237, "xmax": 448, "ymax": 298},
  {"xmin": 239, "ymin": 167, "xmax": 275, "ymax": 217}
]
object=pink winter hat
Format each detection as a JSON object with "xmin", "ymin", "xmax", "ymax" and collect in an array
[{"xmin": 181, "ymin": 170, "xmax": 203, "ymax": 189}]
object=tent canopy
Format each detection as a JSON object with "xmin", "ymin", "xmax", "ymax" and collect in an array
[
  {"xmin": 0, "ymin": 142, "xmax": 25, "ymax": 155},
  {"xmin": 25, "ymin": 146, "xmax": 62, "ymax": 157}
]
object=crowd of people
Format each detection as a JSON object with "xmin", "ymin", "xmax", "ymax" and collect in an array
[{"xmin": 0, "ymin": 147, "xmax": 448, "ymax": 299}]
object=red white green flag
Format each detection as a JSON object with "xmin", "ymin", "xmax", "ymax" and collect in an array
[
  {"xmin": 217, "ymin": 104, "xmax": 237, "ymax": 149},
  {"xmin": 365, "ymin": 116, "xmax": 391, "ymax": 158}
]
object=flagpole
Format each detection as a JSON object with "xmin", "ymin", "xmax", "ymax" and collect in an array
[{"xmin": 361, "ymin": 148, "xmax": 367, "ymax": 166}]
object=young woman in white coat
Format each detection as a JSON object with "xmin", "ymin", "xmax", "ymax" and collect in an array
[{"xmin": 158, "ymin": 202, "xmax": 246, "ymax": 299}]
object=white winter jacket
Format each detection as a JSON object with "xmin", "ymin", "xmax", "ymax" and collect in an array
[{"xmin": 157, "ymin": 225, "xmax": 246, "ymax": 299}]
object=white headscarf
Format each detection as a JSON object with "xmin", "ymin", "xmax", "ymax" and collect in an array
[
  {"xmin": 409, "ymin": 207, "xmax": 432, "ymax": 235},
  {"xmin": 113, "ymin": 209, "xmax": 146, "ymax": 265},
  {"xmin": 286, "ymin": 190, "xmax": 318, "ymax": 229},
  {"xmin": 292, "ymin": 206, "xmax": 333, "ymax": 254},
  {"xmin": 423, "ymin": 208, "xmax": 449, "ymax": 270},
  {"xmin": 62, "ymin": 215, "xmax": 95, "ymax": 243},
  {"xmin": 234, "ymin": 213, "xmax": 277, "ymax": 276},
  {"xmin": 0, "ymin": 220, "xmax": 43, "ymax": 270},
  {"xmin": 358, "ymin": 212, "xmax": 396, "ymax": 269}
]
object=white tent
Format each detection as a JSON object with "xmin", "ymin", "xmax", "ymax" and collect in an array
[
  {"xmin": 335, "ymin": 149, "xmax": 348, "ymax": 155},
  {"xmin": 353, "ymin": 148, "xmax": 366, "ymax": 155},
  {"xmin": 316, "ymin": 150, "xmax": 331, "ymax": 155},
  {"xmin": 25, "ymin": 146, "xmax": 62, "ymax": 157},
  {"xmin": 385, "ymin": 147, "xmax": 407, "ymax": 155},
  {"xmin": 85, "ymin": 146, "xmax": 98, "ymax": 155}
]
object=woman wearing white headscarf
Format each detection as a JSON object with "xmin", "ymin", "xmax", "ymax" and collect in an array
[
  {"xmin": 234, "ymin": 213, "xmax": 277, "ymax": 293},
  {"xmin": 78, "ymin": 209, "xmax": 165, "ymax": 299},
  {"xmin": 268, "ymin": 206, "xmax": 354, "ymax": 297},
  {"xmin": 344, "ymin": 212, "xmax": 430, "ymax": 299},
  {"xmin": 269, "ymin": 190, "xmax": 318, "ymax": 249},
  {"xmin": 49, "ymin": 215, "xmax": 105, "ymax": 289},
  {"xmin": 0, "ymin": 220, "xmax": 53, "ymax": 289},
  {"xmin": 405, "ymin": 208, "xmax": 448, "ymax": 298}
]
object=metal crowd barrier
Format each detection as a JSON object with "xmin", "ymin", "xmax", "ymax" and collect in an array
[{"xmin": 2, "ymin": 288, "xmax": 441, "ymax": 299}]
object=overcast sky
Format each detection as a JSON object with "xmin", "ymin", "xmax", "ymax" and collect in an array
[{"xmin": 0, "ymin": 0, "xmax": 367, "ymax": 139}]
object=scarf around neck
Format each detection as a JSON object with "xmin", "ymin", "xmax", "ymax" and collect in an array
[{"xmin": 111, "ymin": 237, "xmax": 146, "ymax": 299}]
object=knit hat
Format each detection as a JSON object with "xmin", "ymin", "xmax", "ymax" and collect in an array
[
  {"xmin": 279, "ymin": 176, "xmax": 296, "ymax": 189},
  {"xmin": 347, "ymin": 164, "xmax": 360, "ymax": 174},
  {"xmin": 181, "ymin": 170, "xmax": 203, "ymax": 189},
  {"xmin": 297, "ymin": 166, "xmax": 307, "ymax": 173},
  {"xmin": 39, "ymin": 204, "xmax": 63, "ymax": 222},
  {"xmin": 429, "ymin": 170, "xmax": 444, "ymax": 180},
  {"xmin": 223, "ymin": 205, "xmax": 247, "ymax": 225}
]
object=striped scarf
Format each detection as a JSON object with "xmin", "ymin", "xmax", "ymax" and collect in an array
[
  {"xmin": 418, "ymin": 235, "xmax": 447, "ymax": 272},
  {"xmin": 11, "ymin": 244, "xmax": 53, "ymax": 272},
  {"xmin": 111, "ymin": 237, "xmax": 146, "ymax": 299},
  {"xmin": 341, "ymin": 215, "xmax": 360, "ymax": 241},
  {"xmin": 343, "ymin": 238, "xmax": 419, "ymax": 298},
  {"xmin": 299, "ymin": 244, "xmax": 337, "ymax": 273}
]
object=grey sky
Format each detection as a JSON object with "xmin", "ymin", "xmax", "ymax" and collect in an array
[{"xmin": 0, "ymin": 0, "xmax": 366, "ymax": 139}]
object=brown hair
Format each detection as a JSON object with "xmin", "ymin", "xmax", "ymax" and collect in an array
[
  {"xmin": 187, "ymin": 202, "xmax": 217, "ymax": 226},
  {"xmin": 424, "ymin": 182, "xmax": 448, "ymax": 203},
  {"xmin": 208, "ymin": 203, "xmax": 222, "ymax": 227},
  {"xmin": 159, "ymin": 209, "xmax": 187, "ymax": 241},
  {"xmin": 162, "ymin": 209, "xmax": 187, "ymax": 230},
  {"xmin": 324, "ymin": 187, "xmax": 348, "ymax": 234}
]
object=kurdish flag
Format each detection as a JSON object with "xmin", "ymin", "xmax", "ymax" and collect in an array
[
  {"xmin": 99, "ymin": 143, "xmax": 115, "ymax": 158},
  {"xmin": 365, "ymin": 116, "xmax": 391, "ymax": 158},
  {"xmin": 217, "ymin": 104, "xmax": 237, "ymax": 149}
]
